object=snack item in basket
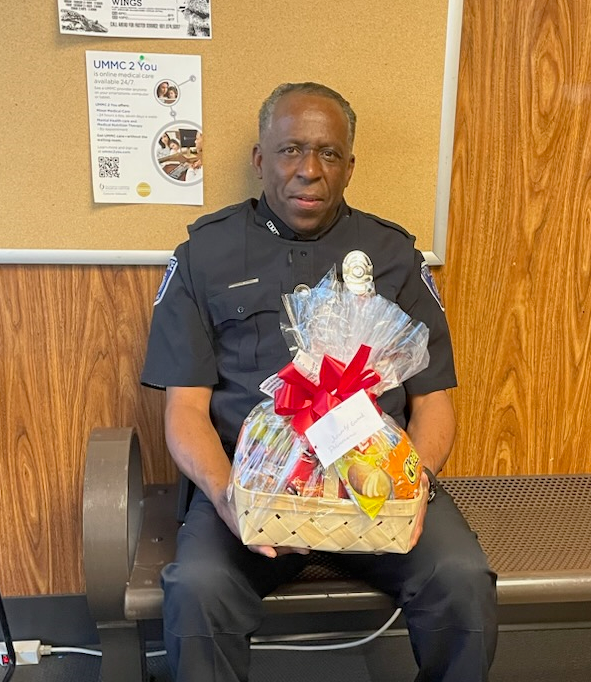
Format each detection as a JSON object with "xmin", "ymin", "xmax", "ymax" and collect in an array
[
  {"xmin": 380, "ymin": 425, "xmax": 422, "ymax": 499},
  {"xmin": 334, "ymin": 417, "xmax": 422, "ymax": 519},
  {"xmin": 335, "ymin": 452, "xmax": 389, "ymax": 519},
  {"xmin": 234, "ymin": 400, "xmax": 309, "ymax": 495},
  {"xmin": 242, "ymin": 470, "xmax": 281, "ymax": 493},
  {"xmin": 348, "ymin": 461, "xmax": 392, "ymax": 498},
  {"xmin": 285, "ymin": 451, "xmax": 324, "ymax": 496}
]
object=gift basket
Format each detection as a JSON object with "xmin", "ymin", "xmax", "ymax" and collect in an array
[{"xmin": 228, "ymin": 252, "xmax": 431, "ymax": 553}]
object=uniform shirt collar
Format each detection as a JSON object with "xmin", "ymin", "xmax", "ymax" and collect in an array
[{"xmin": 255, "ymin": 194, "xmax": 349, "ymax": 241}]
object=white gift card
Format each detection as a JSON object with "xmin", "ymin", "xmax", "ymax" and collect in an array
[{"xmin": 305, "ymin": 390, "xmax": 385, "ymax": 469}]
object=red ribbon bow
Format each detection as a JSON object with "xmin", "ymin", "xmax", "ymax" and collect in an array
[{"xmin": 274, "ymin": 344, "xmax": 381, "ymax": 436}]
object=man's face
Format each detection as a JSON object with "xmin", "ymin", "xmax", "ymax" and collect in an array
[{"xmin": 252, "ymin": 92, "xmax": 355, "ymax": 236}]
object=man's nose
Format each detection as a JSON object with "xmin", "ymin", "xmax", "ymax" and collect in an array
[{"xmin": 296, "ymin": 150, "xmax": 322, "ymax": 180}]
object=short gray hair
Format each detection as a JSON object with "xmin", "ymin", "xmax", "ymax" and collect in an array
[{"xmin": 258, "ymin": 82, "xmax": 357, "ymax": 148}]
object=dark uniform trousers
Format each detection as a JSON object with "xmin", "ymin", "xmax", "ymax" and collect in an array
[{"xmin": 161, "ymin": 486, "xmax": 498, "ymax": 682}]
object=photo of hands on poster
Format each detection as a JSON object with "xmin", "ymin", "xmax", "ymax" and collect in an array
[
  {"xmin": 155, "ymin": 125, "xmax": 203, "ymax": 182},
  {"xmin": 86, "ymin": 51, "xmax": 203, "ymax": 205}
]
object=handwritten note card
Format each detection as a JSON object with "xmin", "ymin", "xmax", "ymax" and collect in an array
[{"xmin": 305, "ymin": 390, "xmax": 385, "ymax": 468}]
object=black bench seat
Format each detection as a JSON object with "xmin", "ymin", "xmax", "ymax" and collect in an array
[{"xmin": 83, "ymin": 428, "xmax": 591, "ymax": 682}]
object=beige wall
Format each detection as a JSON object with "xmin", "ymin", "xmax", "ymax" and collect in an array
[{"xmin": 2, "ymin": 0, "xmax": 591, "ymax": 596}]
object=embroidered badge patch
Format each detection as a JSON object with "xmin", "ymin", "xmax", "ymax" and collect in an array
[
  {"xmin": 420, "ymin": 261, "xmax": 444, "ymax": 311},
  {"xmin": 154, "ymin": 256, "xmax": 178, "ymax": 306}
]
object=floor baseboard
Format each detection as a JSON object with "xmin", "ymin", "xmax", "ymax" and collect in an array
[{"xmin": 3, "ymin": 594, "xmax": 99, "ymax": 646}]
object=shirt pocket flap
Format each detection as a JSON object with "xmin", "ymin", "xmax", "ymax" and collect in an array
[{"xmin": 209, "ymin": 282, "xmax": 281, "ymax": 325}]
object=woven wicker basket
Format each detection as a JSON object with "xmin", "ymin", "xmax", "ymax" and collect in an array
[{"xmin": 234, "ymin": 483, "xmax": 424, "ymax": 553}]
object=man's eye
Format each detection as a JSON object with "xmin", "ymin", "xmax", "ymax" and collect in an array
[
  {"xmin": 282, "ymin": 146, "xmax": 299, "ymax": 155},
  {"xmin": 321, "ymin": 149, "xmax": 339, "ymax": 159}
]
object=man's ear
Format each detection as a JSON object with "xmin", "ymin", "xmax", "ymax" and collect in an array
[
  {"xmin": 252, "ymin": 144, "xmax": 263, "ymax": 179},
  {"xmin": 345, "ymin": 154, "xmax": 355, "ymax": 187}
]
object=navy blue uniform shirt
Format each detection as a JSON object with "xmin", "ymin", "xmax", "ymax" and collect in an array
[{"xmin": 141, "ymin": 197, "xmax": 456, "ymax": 456}]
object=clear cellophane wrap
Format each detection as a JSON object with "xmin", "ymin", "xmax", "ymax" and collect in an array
[{"xmin": 228, "ymin": 267, "xmax": 431, "ymax": 553}]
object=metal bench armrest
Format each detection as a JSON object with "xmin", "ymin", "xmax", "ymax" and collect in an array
[{"xmin": 83, "ymin": 427, "xmax": 144, "ymax": 622}]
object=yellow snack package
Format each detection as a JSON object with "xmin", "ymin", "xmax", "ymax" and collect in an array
[{"xmin": 334, "ymin": 415, "xmax": 422, "ymax": 519}]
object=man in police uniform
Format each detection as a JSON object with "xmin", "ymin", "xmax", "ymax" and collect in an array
[{"xmin": 142, "ymin": 82, "xmax": 497, "ymax": 681}]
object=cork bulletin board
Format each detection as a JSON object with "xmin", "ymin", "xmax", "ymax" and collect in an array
[{"xmin": 1, "ymin": 1, "xmax": 463, "ymax": 264}]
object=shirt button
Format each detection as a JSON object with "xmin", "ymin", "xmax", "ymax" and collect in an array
[
  {"xmin": 300, "ymin": 250, "xmax": 308, "ymax": 256},
  {"xmin": 293, "ymin": 284, "xmax": 311, "ymax": 295},
  {"xmin": 237, "ymin": 305, "xmax": 245, "ymax": 313}
]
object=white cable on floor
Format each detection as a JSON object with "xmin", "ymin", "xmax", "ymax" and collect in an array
[
  {"xmin": 45, "ymin": 646, "xmax": 102, "ymax": 657},
  {"xmin": 251, "ymin": 607, "xmax": 402, "ymax": 651},
  {"xmin": 42, "ymin": 607, "xmax": 402, "ymax": 659},
  {"xmin": 44, "ymin": 645, "xmax": 168, "ymax": 659}
]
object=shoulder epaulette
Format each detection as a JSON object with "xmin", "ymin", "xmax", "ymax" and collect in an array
[
  {"xmin": 187, "ymin": 200, "xmax": 249, "ymax": 234},
  {"xmin": 355, "ymin": 209, "xmax": 414, "ymax": 241}
]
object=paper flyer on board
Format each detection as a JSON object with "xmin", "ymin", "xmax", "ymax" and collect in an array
[
  {"xmin": 86, "ymin": 51, "xmax": 203, "ymax": 205},
  {"xmin": 58, "ymin": 0, "xmax": 211, "ymax": 39}
]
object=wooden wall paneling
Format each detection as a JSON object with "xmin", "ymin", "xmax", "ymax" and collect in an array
[
  {"xmin": 2, "ymin": 266, "xmax": 54, "ymax": 595},
  {"xmin": 440, "ymin": 0, "xmax": 530, "ymax": 477},
  {"xmin": 0, "ymin": 265, "xmax": 171, "ymax": 596},
  {"xmin": 112, "ymin": 265, "xmax": 171, "ymax": 484},
  {"xmin": 2, "ymin": 266, "xmax": 119, "ymax": 594},
  {"xmin": 442, "ymin": 0, "xmax": 591, "ymax": 477}
]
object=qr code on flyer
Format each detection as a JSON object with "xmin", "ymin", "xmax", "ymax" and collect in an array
[{"xmin": 98, "ymin": 156, "xmax": 120, "ymax": 178}]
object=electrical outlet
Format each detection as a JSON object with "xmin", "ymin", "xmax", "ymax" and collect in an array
[{"xmin": 0, "ymin": 640, "xmax": 42, "ymax": 665}]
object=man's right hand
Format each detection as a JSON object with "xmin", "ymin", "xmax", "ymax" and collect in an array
[
  {"xmin": 215, "ymin": 491, "xmax": 310, "ymax": 558},
  {"xmin": 249, "ymin": 544, "xmax": 311, "ymax": 558},
  {"xmin": 165, "ymin": 387, "xmax": 310, "ymax": 559}
]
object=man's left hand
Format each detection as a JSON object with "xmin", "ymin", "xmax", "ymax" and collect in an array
[{"xmin": 408, "ymin": 471, "xmax": 430, "ymax": 549}]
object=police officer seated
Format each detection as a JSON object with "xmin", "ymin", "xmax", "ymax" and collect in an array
[{"xmin": 141, "ymin": 81, "xmax": 498, "ymax": 682}]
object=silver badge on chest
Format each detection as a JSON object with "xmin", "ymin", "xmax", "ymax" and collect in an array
[{"xmin": 342, "ymin": 250, "xmax": 374, "ymax": 295}]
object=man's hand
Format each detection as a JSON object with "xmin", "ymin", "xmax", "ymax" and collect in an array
[
  {"xmin": 405, "ymin": 389, "xmax": 456, "ymax": 550},
  {"xmin": 249, "ymin": 544, "xmax": 311, "ymax": 558},
  {"xmin": 214, "ymin": 488, "xmax": 310, "ymax": 558},
  {"xmin": 212, "ymin": 490, "xmax": 242, "ymax": 538},
  {"xmin": 408, "ymin": 471, "xmax": 429, "ymax": 549},
  {"xmin": 165, "ymin": 387, "xmax": 309, "ymax": 560}
]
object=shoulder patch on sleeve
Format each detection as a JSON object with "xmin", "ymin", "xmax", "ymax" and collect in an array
[
  {"xmin": 188, "ymin": 201, "xmax": 248, "ymax": 234},
  {"xmin": 420, "ymin": 260, "xmax": 445, "ymax": 311},
  {"xmin": 154, "ymin": 256, "xmax": 178, "ymax": 306}
]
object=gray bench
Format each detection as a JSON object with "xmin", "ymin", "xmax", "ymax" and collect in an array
[{"xmin": 83, "ymin": 427, "xmax": 591, "ymax": 682}]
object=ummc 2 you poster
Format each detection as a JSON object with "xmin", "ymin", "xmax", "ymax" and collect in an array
[{"xmin": 86, "ymin": 51, "xmax": 203, "ymax": 205}]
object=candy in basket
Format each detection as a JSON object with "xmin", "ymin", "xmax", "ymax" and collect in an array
[{"xmin": 228, "ymin": 258, "xmax": 431, "ymax": 553}]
